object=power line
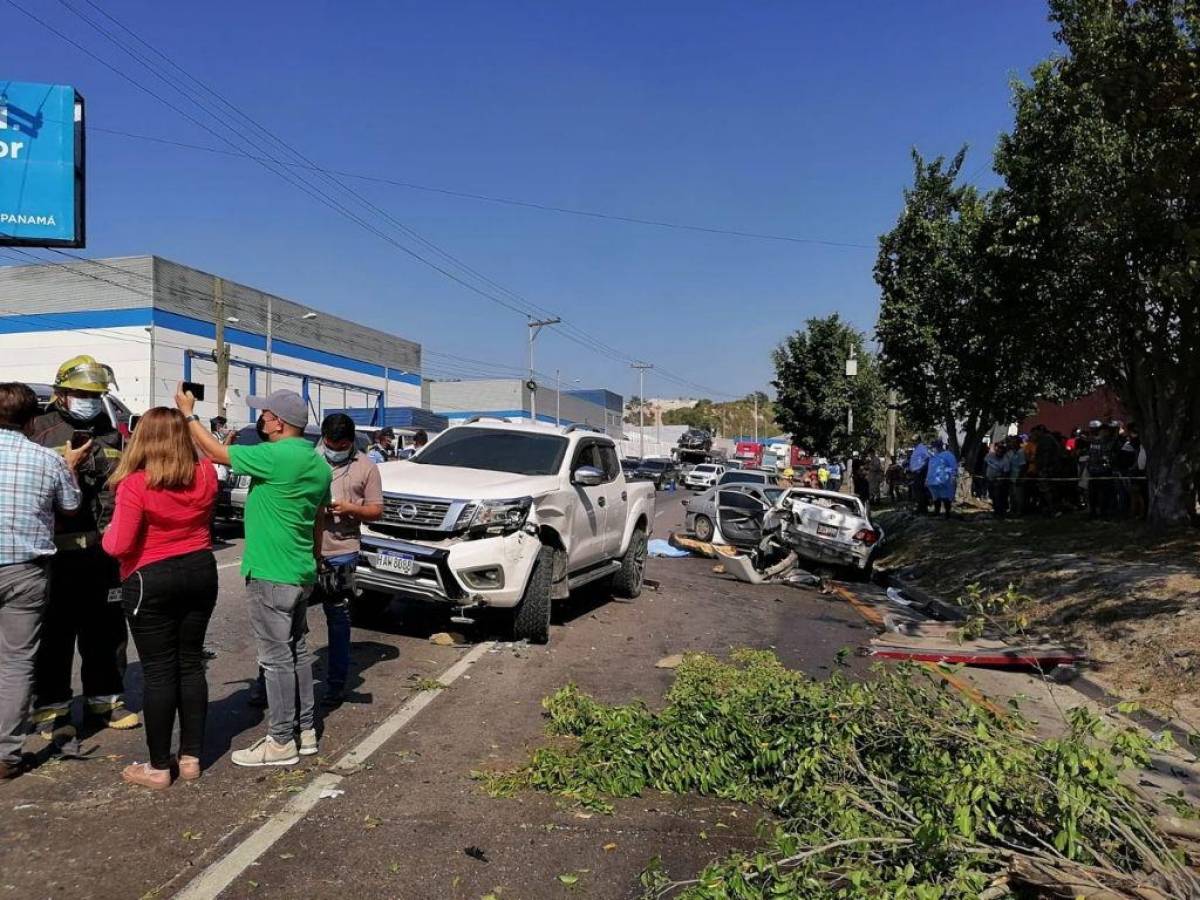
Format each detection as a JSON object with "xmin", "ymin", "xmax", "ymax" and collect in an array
[
  {"xmin": 14, "ymin": 0, "xmax": 741, "ymax": 399},
  {"xmin": 81, "ymin": 125, "xmax": 874, "ymax": 251}
]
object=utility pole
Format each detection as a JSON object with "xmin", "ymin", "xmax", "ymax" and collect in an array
[
  {"xmin": 527, "ymin": 316, "xmax": 560, "ymax": 423},
  {"xmin": 555, "ymin": 368, "xmax": 561, "ymax": 426},
  {"xmin": 631, "ymin": 363, "xmax": 653, "ymax": 458},
  {"xmin": 845, "ymin": 348, "xmax": 859, "ymax": 437},
  {"xmin": 886, "ymin": 389, "xmax": 898, "ymax": 458},
  {"xmin": 214, "ymin": 276, "xmax": 229, "ymax": 418},
  {"xmin": 753, "ymin": 392, "xmax": 759, "ymax": 443},
  {"xmin": 144, "ymin": 326, "xmax": 157, "ymax": 407},
  {"xmin": 264, "ymin": 295, "xmax": 273, "ymax": 394}
]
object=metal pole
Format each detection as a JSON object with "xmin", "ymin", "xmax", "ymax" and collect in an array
[
  {"xmin": 146, "ymin": 325, "xmax": 156, "ymax": 407},
  {"xmin": 753, "ymin": 393, "xmax": 758, "ymax": 443},
  {"xmin": 265, "ymin": 295, "xmax": 273, "ymax": 394},
  {"xmin": 526, "ymin": 316, "xmax": 560, "ymax": 424},
  {"xmin": 631, "ymin": 363, "xmax": 652, "ymax": 458},
  {"xmin": 555, "ymin": 369, "xmax": 561, "ymax": 426},
  {"xmin": 886, "ymin": 389, "xmax": 898, "ymax": 457},
  {"xmin": 214, "ymin": 277, "xmax": 228, "ymax": 417}
]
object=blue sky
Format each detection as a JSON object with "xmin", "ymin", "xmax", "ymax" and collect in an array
[{"xmin": 3, "ymin": 0, "xmax": 1058, "ymax": 399}]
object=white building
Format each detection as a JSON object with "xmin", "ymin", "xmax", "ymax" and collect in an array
[
  {"xmin": 428, "ymin": 379, "xmax": 624, "ymax": 437},
  {"xmin": 0, "ymin": 255, "xmax": 422, "ymax": 424}
]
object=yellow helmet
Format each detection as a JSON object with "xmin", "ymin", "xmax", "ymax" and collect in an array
[
  {"xmin": 54, "ymin": 355, "xmax": 116, "ymax": 394},
  {"xmin": 782, "ymin": 467, "xmax": 795, "ymax": 478}
]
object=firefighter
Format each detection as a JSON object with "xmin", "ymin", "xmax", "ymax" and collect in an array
[{"xmin": 29, "ymin": 355, "xmax": 138, "ymax": 739}]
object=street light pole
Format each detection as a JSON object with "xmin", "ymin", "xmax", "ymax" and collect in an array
[
  {"xmin": 845, "ymin": 349, "xmax": 859, "ymax": 437},
  {"xmin": 631, "ymin": 363, "xmax": 653, "ymax": 458},
  {"xmin": 527, "ymin": 317, "xmax": 560, "ymax": 423},
  {"xmin": 265, "ymin": 296, "xmax": 273, "ymax": 394},
  {"xmin": 753, "ymin": 392, "xmax": 759, "ymax": 443},
  {"xmin": 555, "ymin": 369, "xmax": 561, "ymax": 426}
]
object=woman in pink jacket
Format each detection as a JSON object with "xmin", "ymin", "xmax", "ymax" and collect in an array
[{"xmin": 103, "ymin": 408, "xmax": 218, "ymax": 790}]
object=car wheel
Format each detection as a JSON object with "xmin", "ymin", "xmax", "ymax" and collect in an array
[
  {"xmin": 693, "ymin": 514, "xmax": 715, "ymax": 542},
  {"xmin": 511, "ymin": 545, "xmax": 554, "ymax": 644},
  {"xmin": 351, "ymin": 590, "xmax": 392, "ymax": 624},
  {"xmin": 610, "ymin": 528, "xmax": 647, "ymax": 599}
]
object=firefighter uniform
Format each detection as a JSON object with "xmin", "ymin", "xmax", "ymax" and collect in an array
[{"xmin": 29, "ymin": 357, "xmax": 136, "ymax": 738}]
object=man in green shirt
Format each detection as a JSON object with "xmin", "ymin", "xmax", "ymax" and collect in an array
[{"xmin": 178, "ymin": 386, "xmax": 331, "ymax": 767}]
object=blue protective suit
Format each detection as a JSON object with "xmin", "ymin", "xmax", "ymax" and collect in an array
[{"xmin": 925, "ymin": 449, "xmax": 958, "ymax": 501}]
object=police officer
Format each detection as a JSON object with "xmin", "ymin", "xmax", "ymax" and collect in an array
[{"xmin": 29, "ymin": 356, "xmax": 137, "ymax": 739}]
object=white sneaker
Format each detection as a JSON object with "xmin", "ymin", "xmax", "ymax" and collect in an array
[
  {"xmin": 299, "ymin": 729, "xmax": 319, "ymax": 756},
  {"xmin": 231, "ymin": 736, "xmax": 300, "ymax": 767}
]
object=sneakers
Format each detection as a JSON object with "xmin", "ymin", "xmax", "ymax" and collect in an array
[
  {"xmin": 177, "ymin": 755, "xmax": 202, "ymax": 781},
  {"xmin": 121, "ymin": 762, "xmax": 171, "ymax": 791},
  {"xmin": 30, "ymin": 707, "xmax": 75, "ymax": 742},
  {"xmin": 231, "ymin": 736, "xmax": 300, "ymax": 768},
  {"xmin": 86, "ymin": 699, "xmax": 140, "ymax": 730},
  {"xmin": 299, "ymin": 729, "xmax": 319, "ymax": 757},
  {"xmin": 0, "ymin": 758, "xmax": 23, "ymax": 780}
]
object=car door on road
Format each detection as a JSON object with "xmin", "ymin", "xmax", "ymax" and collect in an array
[
  {"xmin": 715, "ymin": 487, "xmax": 769, "ymax": 548},
  {"xmin": 569, "ymin": 440, "xmax": 609, "ymax": 569},
  {"xmin": 597, "ymin": 442, "xmax": 628, "ymax": 559}
]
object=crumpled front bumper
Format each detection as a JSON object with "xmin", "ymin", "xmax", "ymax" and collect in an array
[
  {"xmin": 783, "ymin": 529, "xmax": 872, "ymax": 570},
  {"xmin": 357, "ymin": 529, "xmax": 541, "ymax": 608}
]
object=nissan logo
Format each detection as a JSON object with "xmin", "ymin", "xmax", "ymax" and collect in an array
[{"xmin": 398, "ymin": 503, "xmax": 419, "ymax": 521}]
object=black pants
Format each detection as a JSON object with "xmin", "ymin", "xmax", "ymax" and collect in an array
[
  {"xmin": 990, "ymin": 479, "xmax": 1010, "ymax": 516},
  {"xmin": 123, "ymin": 550, "xmax": 217, "ymax": 769},
  {"xmin": 33, "ymin": 546, "xmax": 126, "ymax": 709}
]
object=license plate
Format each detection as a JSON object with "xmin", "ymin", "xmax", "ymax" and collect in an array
[
  {"xmin": 817, "ymin": 523, "xmax": 838, "ymax": 538},
  {"xmin": 375, "ymin": 551, "xmax": 417, "ymax": 576}
]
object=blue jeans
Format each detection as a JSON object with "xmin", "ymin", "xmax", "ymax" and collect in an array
[{"xmin": 319, "ymin": 553, "xmax": 358, "ymax": 692}]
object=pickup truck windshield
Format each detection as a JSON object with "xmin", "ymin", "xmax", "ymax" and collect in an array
[
  {"xmin": 640, "ymin": 460, "xmax": 670, "ymax": 471},
  {"xmin": 413, "ymin": 427, "xmax": 569, "ymax": 476}
]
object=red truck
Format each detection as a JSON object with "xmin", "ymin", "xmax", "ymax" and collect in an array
[{"xmin": 734, "ymin": 441, "xmax": 764, "ymax": 467}]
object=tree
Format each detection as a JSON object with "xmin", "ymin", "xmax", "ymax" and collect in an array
[
  {"xmin": 771, "ymin": 314, "xmax": 885, "ymax": 457},
  {"xmin": 993, "ymin": 0, "xmax": 1200, "ymax": 525},
  {"xmin": 874, "ymin": 149, "xmax": 1041, "ymax": 465}
]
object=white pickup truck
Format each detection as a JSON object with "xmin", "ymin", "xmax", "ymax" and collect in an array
[{"xmin": 356, "ymin": 419, "xmax": 657, "ymax": 643}]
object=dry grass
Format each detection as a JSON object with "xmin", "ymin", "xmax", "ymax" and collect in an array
[{"xmin": 875, "ymin": 505, "xmax": 1200, "ymax": 726}]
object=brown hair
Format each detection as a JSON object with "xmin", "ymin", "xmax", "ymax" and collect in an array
[
  {"xmin": 109, "ymin": 407, "xmax": 198, "ymax": 490},
  {"xmin": 0, "ymin": 383, "xmax": 40, "ymax": 430}
]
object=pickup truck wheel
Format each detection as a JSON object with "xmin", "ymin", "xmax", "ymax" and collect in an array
[
  {"xmin": 511, "ymin": 545, "xmax": 554, "ymax": 644},
  {"xmin": 610, "ymin": 528, "xmax": 647, "ymax": 599},
  {"xmin": 693, "ymin": 514, "xmax": 714, "ymax": 542}
]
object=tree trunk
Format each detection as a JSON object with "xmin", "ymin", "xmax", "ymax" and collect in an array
[{"xmin": 1146, "ymin": 449, "xmax": 1192, "ymax": 527}]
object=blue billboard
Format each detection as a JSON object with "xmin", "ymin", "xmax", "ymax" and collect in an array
[{"xmin": 0, "ymin": 80, "xmax": 85, "ymax": 247}]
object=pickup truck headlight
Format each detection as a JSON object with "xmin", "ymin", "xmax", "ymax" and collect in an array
[{"xmin": 468, "ymin": 497, "xmax": 533, "ymax": 536}]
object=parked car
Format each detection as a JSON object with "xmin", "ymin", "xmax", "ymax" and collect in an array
[
  {"xmin": 713, "ymin": 487, "xmax": 882, "ymax": 575},
  {"xmin": 357, "ymin": 421, "xmax": 657, "ymax": 643},
  {"xmin": 684, "ymin": 483, "xmax": 782, "ymax": 543},
  {"xmin": 215, "ymin": 424, "xmax": 369, "ymax": 520},
  {"xmin": 717, "ymin": 468, "xmax": 776, "ymax": 487},
  {"xmin": 683, "ymin": 462, "xmax": 725, "ymax": 491},
  {"xmin": 626, "ymin": 457, "xmax": 680, "ymax": 490}
]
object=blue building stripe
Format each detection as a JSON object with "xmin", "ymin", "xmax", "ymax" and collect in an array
[
  {"xmin": 437, "ymin": 409, "xmax": 591, "ymax": 427},
  {"xmin": 0, "ymin": 307, "xmax": 422, "ymax": 386}
]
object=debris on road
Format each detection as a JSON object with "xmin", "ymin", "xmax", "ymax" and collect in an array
[
  {"xmin": 648, "ymin": 538, "xmax": 690, "ymax": 558},
  {"xmin": 655, "ymin": 654, "xmax": 685, "ymax": 669},
  {"xmin": 667, "ymin": 532, "xmax": 738, "ymax": 559},
  {"xmin": 482, "ymin": 651, "xmax": 1199, "ymax": 898},
  {"xmin": 429, "ymin": 632, "xmax": 467, "ymax": 646},
  {"xmin": 868, "ymin": 635, "xmax": 1081, "ymax": 669},
  {"xmin": 318, "ymin": 787, "xmax": 345, "ymax": 800}
]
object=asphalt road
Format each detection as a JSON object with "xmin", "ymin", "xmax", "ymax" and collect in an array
[{"xmin": 0, "ymin": 489, "xmax": 873, "ymax": 900}]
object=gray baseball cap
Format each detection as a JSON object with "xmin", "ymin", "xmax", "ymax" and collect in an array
[{"xmin": 247, "ymin": 390, "xmax": 309, "ymax": 429}]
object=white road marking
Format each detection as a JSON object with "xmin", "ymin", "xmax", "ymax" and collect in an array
[
  {"xmin": 174, "ymin": 640, "xmax": 496, "ymax": 900},
  {"xmin": 216, "ymin": 560, "xmax": 242, "ymax": 571}
]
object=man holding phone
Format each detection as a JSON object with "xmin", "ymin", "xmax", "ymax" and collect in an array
[
  {"xmin": 177, "ymin": 384, "xmax": 331, "ymax": 766},
  {"xmin": 28, "ymin": 356, "xmax": 136, "ymax": 739}
]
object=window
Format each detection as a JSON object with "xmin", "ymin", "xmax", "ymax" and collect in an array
[
  {"xmin": 719, "ymin": 489, "xmax": 767, "ymax": 512},
  {"xmin": 414, "ymin": 427, "xmax": 568, "ymax": 476},
  {"xmin": 598, "ymin": 444, "xmax": 621, "ymax": 481}
]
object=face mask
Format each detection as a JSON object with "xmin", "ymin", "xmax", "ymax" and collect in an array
[
  {"xmin": 66, "ymin": 396, "xmax": 103, "ymax": 420},
  {"xmin": 255, "ymin": 415, "xmax": 271, "ymax": 442},
  {"xmin": 324, "ymin": 447, "xmax": 352, "ymax": 464}
]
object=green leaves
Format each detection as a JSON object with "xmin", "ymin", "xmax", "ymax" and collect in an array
[{"xmin": 480, "ymin": 650, "xmax": 1190, "ymax": 897}]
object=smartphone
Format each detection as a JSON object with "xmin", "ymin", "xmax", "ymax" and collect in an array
[
  {"xmin": 69, "ymin": 430, "xmax": 91, "ymax": 450},
  {"xmin": 182, "ymin": 381, "xmax": 206, "ymax": 402},
  {"xmin": 128, "ymin": 414, "xmax": 141, "ymax": 433}
]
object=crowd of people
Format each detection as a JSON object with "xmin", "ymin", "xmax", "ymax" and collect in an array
[
  {"xmin": 0, "ymin": 353, "xmax": 397, "ymax": 788},
  {"xmin": 973, "ymin": 421, "xmax": 1147, "ymax": 519}
]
